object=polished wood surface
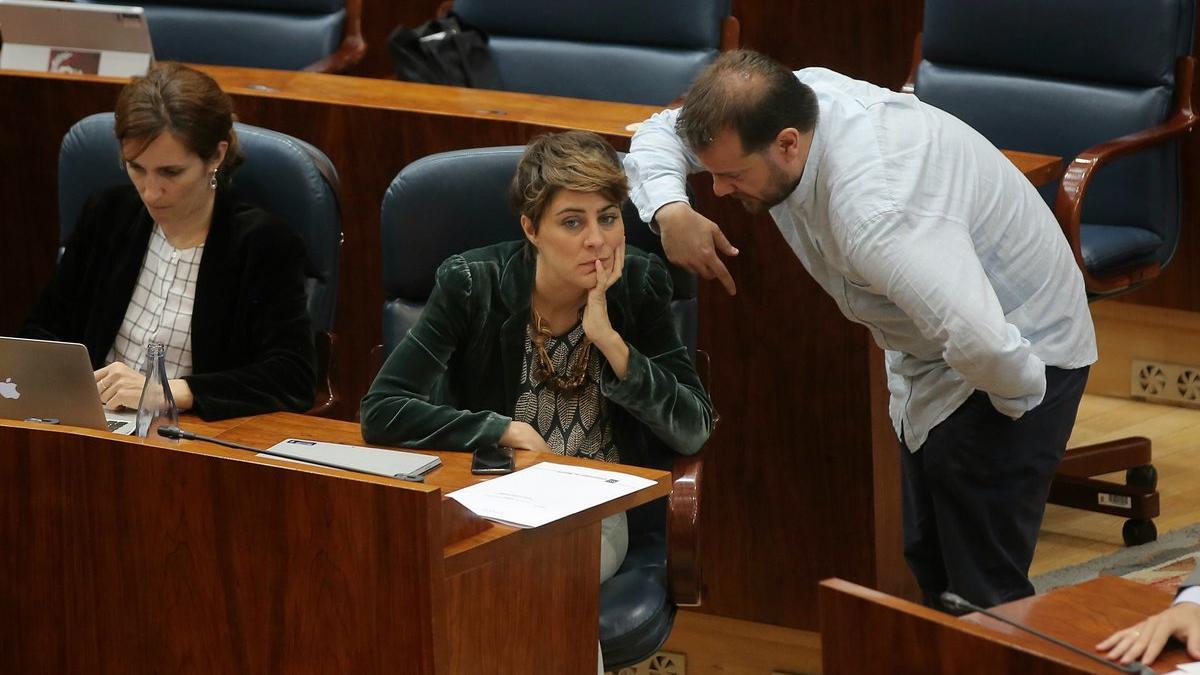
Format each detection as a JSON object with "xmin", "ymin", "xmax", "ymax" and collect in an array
[
  {"xmin": 821, "ymin": 579, "xmax": 1089, "ymax": 674},
  {"xmin": 304, "ymin": 0, "xmax": 367, "ymax": 73},
  {"xmin": 1009, "ymin": 150, "xmax": 1066, "ymax": 188},
  {"xmin": 733, "ymin": 0, "xmax": 923, "ymax": 89},
  {"xmin": 0, "ymin": 65, "xmax": 1068, "ymax": 633},
  {"xmin": 821, "ymin": 577, "xmax": 1187, "ymax": 674},
  {"xmin": 963, "ymin": 576, "xmax": 1189, "ymax": 673},
  {"xmin": 668, "ymin": 453, "xmax": 703, "ymax": 606},
  {"xmin": 210, "ymin": 412, "xmax": 670, "ymax": 576},
  {"xmin": 0, "ymin": 416, "xmax": 667, "ymax": 673},
  {"xmin": 353, "ymin": 0, "xmax": 442, "ymax": 78},
  {"xmin": 0, "ymin": 419, "xmax": 441, "ymax": 674},
  {"xmin": 200, "ymin": 65, "xmax": 656, "ymax": 133},
  {"xmin": 663, "ymin": 610, "xmax": 823, "ymax": 675},
  {"xmin": 693, "ymin": 190, "xmax": 903, "ymax": 627}
]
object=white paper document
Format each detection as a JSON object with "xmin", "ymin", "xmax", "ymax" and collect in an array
[
  {"xmin": 1166, "ymin": 662, "xmax": 1200, "ymax": 674},
  {"xmin": 446, "ymin": 461, "xmax": 657, "ymax": 528}
]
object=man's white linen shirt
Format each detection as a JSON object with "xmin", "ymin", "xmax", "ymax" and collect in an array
[{"xmin": 624, "ymin": 67, "xmax": 1097, "ymax": 450}]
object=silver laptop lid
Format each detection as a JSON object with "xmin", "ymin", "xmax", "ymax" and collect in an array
[
  {"xmin": 0, "ymin": 0, "xmax": 153, "ymax": 77},
  {"xmin": 0, "ymin": 336, "xmax": 109, "ymax": 431}
]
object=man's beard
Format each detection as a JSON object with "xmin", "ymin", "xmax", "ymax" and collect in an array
[{"xmin": 735, "ymin": 158, "xmax": 801, "ymax": 214}]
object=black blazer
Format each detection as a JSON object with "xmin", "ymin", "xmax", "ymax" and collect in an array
[{"xmin": 21, "ymin": 185, "xmax": 316, "ymax": 420}]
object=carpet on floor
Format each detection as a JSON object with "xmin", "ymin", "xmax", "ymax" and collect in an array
[{"xmin": 1032, "ymin": 523, "xmax": 1200, "ymax": 594}]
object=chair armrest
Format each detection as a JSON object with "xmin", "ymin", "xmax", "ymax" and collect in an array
[
  {"xmin": 720, "ymin": 16, "xmax": 741, "ymax": 52},
  {"xmin": 667, "ymin": 452, "xmax": 703, "ymax": 607},
  {"xmin": 307, "ymin": 331, "xmax": 340, "ymax": 417},
  {"xmin": 303, "ymin": 0, "xmax": 367, "ymax": 73},
  {"xmin": 901, "ymin": 32, "xmax": 922, "ymax": 94},
  {"xmin": 1053, "ymin": 56, "xmax": 1198, "ymax": 295},
  {"xmin": 665, "ymin": 346, "xmax": 713, "ymax": 606}
]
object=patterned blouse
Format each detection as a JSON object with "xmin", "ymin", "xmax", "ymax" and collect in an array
[
  {"xmin": 513, "ymin": 320, "xmax": 618, "ymax": 463},
  {"xmin": 106, "ymin": 223, "xmax": 203, "ymax": 378}
]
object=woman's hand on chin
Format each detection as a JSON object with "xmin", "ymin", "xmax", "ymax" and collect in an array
[{"xmin": 583, "ymin": 241, "xmax": 630, "ymax": 378}]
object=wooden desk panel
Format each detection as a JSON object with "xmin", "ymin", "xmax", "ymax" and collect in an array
[
  {"xmin": 822, "ymin": 576, "xmax": 1187, "ymax": 674},
  {"xmin": 0, "ymin": 420, "xmax": 442, "ymax": 674},
  {"xmin": 0, "ymin": 65, "xmax": 1063, "ymax": 632},
  {"xmin": 0, "ymin": 416, "xmax": 666, "ymax": 673},
  {"xmin": 207, "ymin": 412, "xmax": 671, "ymax": 577},
  {"xmin": 733, "ymin": 0, "xmax": 923, "ymax": 89},
  {"xmin": 351, "ymin": 0, "xmax": 442, "ymax": 78},
  {"xmin": 963, "ymin": 576, "xmax": 1189, "ymax": 673}
]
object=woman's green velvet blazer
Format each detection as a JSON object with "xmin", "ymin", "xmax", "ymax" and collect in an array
[{"xmin": 360, "ymin": 241, "xmax": 712, "ymax": 467}]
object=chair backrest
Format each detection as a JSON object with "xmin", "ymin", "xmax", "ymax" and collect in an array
[
  {"xmin": 75, "ymin": 0, "xmax": 347, "ymax": 70},
  {"xmin": 453, "ymin": 0, "xmax": 731, "ymax": 105},
  {"xmin": 57, "ymin": 112, "xmax": 342, "ymax": 333},
  {"xmin": 913, "ymin": 0, "xmax": 1194, "ymax": 272},
  {"xmin": 379, "ymin": 146, "xmax": 696, "ymax": 358}
]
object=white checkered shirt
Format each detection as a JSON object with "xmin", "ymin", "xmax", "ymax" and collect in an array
[{"xmin": 106, "ymin": 224, "xmax": 204, "ymax": 378}]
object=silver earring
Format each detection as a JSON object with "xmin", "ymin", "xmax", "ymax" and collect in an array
[{"xmin": 209, "ymin": 169, "xmax": 218, "ymax": 190}]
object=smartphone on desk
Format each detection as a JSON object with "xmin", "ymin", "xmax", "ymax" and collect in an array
[{"xmin": 471, "ymin": 445, "xmax": 515, "ymax": 475}]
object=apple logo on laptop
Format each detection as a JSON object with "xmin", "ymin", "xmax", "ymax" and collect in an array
[{"xmin": 0, "ymin": 378, "xmax": 19, "ymax": 400}]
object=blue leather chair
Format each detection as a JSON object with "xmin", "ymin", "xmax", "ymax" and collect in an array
[
  {"xmin": 446, "ymin": 0, "xmax": 738, "ymax": 105},
  {"xmin": 75, "ymin": 0, "xmax": 365, "ymax": 72},
  {"xmin": 379, "ymin": 147, "xmax": 704, "ymax": 671},
  {"xmin": 58, "ymin": 112, "xmax": 343, "ymax": 413},
  {"xmin": 906, "ymin": 0, "xmax": 1199, "ymax": 544}
]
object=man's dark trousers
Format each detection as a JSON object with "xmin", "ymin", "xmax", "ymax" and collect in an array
[{"xmin": 900, "ymin": 365, "xmax": 1090, "ymax": 611}]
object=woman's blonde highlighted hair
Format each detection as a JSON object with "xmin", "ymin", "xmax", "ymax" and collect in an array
[{"xmin": 509, "ymin": 130, "xmax": 628, "ymax": 230}]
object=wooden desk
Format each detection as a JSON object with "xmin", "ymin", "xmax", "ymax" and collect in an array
[
  {"xmin": 1007, "ymin": 149, "xmax": 1064, "ymax": 188},
  {"xmin": 964, "ymin": 576, "xmax": 1189, "ymax": 673},
  {"xmin": 822, "ymin": 576, "xmax": 1187, "ymax": 673},
  {"xmin": 0, "ymin": 415, "xmax": 668, "ymax": 673},
  {"xmin": 0, "ymin": 65, "xmax": 1059, "ymax": 631}
]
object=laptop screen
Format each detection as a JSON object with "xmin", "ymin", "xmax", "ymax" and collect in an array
[{"xmin": 0, "ymin": 0, "xmax": 153, "ymax": 77}]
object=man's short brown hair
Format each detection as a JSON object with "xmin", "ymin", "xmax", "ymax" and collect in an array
[
  {"xmin": 509, "ymin": 130, "xmax": 628, "ymax": 230},
  {"xmin": 677, "ymin": 50, "xmax": 819, "ymax": 154}
]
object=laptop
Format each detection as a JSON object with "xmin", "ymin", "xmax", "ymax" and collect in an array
[
  {"xmin": 0, "ymin": 336, "xmax": 136, "ymax": 434},
  {"xmin": 0, "ymin": 0, "xmax": 153, "ymax": 77}
]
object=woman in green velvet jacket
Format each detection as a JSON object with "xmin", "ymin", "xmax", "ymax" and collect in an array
[
  {"xmin": 361, "ymin": 130, "xmax": 711, "ymax": 463},
  {"xmin": 360, "ymin": 131, "xmax": 713, "ymax": 583}
]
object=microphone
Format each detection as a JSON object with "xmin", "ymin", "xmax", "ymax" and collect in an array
[
  {"xmin": 158, "ymin": 425, "xmax": 259, "ymax": 452},
  {"xmin": 940, "ymin": 592, "xmax": 1155, "ymax": 675},
  {"xmin": 156, "ymin": 425, "xmax": 424, "ymax": 483}
]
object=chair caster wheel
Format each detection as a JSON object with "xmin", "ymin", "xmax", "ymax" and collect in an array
[
  {"xmin": 1125, "ymin": 465, "xmax": 1157, "ymax": 490},
  {"xmin": 1122, "ymin": 518, "xmax": 1157, "ymax": 546}
]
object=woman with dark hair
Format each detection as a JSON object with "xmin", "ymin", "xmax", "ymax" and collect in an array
[
  {"xmin": 361, "ymin": 130, "xmax": 713, "ymax": 583},
  {"xmin": 22, "ymin": 62, "xmax": 315, "ymax": 420}
]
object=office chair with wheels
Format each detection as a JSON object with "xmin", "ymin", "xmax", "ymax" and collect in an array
[
  {"xmin": 906, "ymin": 0, "xmax": 1199, "ymax": 545},
  {"xmin": 378, "ymin": 146, "xmax": 705, "ymax": 670},
  {"xmin": 58, "ymin": 112, "xmax": 344, "ymax": 415}
]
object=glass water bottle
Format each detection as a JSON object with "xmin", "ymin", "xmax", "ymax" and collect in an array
[{"xmin": 135, "ymin": 341, "xmax": 179, "ymax": 439}]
